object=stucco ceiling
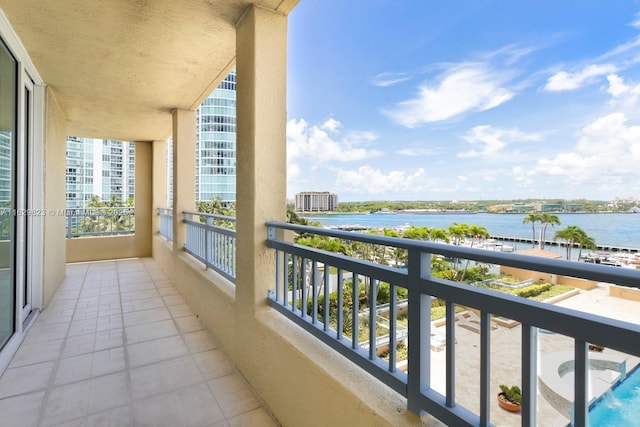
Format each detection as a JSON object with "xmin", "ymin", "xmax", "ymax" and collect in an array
[{"xmin": 0, "ymin": 0, "xmax": 298, "ymax": 142}]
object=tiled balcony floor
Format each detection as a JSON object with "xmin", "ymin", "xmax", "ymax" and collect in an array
[{"xmin": 0, "ymin": 258, "xmax": 277, "ymax": 427}]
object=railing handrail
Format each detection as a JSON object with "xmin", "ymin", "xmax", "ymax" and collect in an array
[
  {"xmin": 182, "ymin": 210, "xmax": 236, "ymax": 282},
  {"xmin": 266, "ymin": 221, "xmax": 640, "ymax": 289},
  {"xmin": 66, "ymin": 206, "xmax": 135, "ymax": 238},
  {"xmin": 183, "ymin": 210, "xmax": 236, "ymax": 223},
  {"xmin": 68, "ymin": 206, "xmax": 134, "ymax": 212},
  {"xmin": 265, "ymin": 221, "xmax": 640, "ymax": 427}
]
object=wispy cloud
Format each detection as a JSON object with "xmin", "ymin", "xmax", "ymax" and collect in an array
[
  {"xmin": 544, "ymin": 64, "xmax": 618, "ymax": 91},
  {"xmin": 382, "ymin": 63, "xmax": 515, "ymax": 127},
  {"xmin": 397, "ymin": 147, "xmax": 436, "ymax": 156},
  {"xmin": 532, "ymin": 113, "xmax": 640, "ymax": 186},
  {"xmin": 334, "ymin": 166, "xmax": 429, "ymax": 195},
  {"xmin": 287, "ymin": 118, "xmax": 383, "ymax": 163},
  {"xmin": 370, "ymin": 72, "xmax": 411, "ymax": 87},
  {"xmin": 458, "ymin": 125, "xmax": 543, "ymax": 159},
  {"xmin": 606, "ymin": 74, "xmax": 640, "ymax": 109}
]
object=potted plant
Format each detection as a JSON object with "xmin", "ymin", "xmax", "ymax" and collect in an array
[
  {"xmin": 497, "ymin": 384, "xmax": 521, "ymax": 412},
  {"xmin": 588, "ymin": 343, "xmax": 605, "ymax": 352}
]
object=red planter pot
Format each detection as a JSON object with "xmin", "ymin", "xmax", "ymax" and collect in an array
[{"xmin": 497, "ymin": 392, "xmax": 521, "ymax": 412}]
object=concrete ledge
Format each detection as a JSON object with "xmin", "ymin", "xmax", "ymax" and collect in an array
[
  {"xmin": 610, "ymin": 284, "xmax": 640, "ymax": 302},
  {"xmin": 538, "ymin": 351, "xmax": 626, "ymax": 418}
]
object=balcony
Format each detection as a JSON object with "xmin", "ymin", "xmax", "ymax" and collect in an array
[
  {"xmin": 153, "ymin": 212, "xmax": 640, "ymax": 426},
  {"xmin": 0, "ymin": 258, "xmax": 276, "ymax": 426},
  {"xmin": 2, "ymin": 1, "xmax": 640, "ymax": 426}
]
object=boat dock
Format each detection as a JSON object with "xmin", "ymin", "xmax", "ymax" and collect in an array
[{"xmin": 490, "ymin": 236, "xmax": 640, "ymax": 253}]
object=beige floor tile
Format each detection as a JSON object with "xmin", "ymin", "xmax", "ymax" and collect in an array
[
  {"xmin": 10, "ymin": 338, "xmax": 64, "ymax": 367},
  {"xmin": 0, "ymin": 390, "xmax": 45, "ymax": 427},
  {"xmin": 122, "ymin": 297, "xmax": 165, "ymax": 314},
  {"xmin": 98, "ymin": 302, "xmax": 122, "ymax": 316},
  {"xmin": 208, "ymin": 373, "xmax": 261, "ymax": 419},
  {"xmin": 133, "ymin": 382, "xmax": 224, "ymax": 426},
  {"xmin": 153, "ymin": 279, "xmax": 174, "ymax": 289},
  {"xmin": 123, "ymin": 307, "xmax": 170, "ymax": 327},
  {"xmin": 67, "ymin": 318, "xmax": 98, "ymax": 338},
  {"xmin": 162, "ymin": 294, "xmax": 186, "ymax": 306},
  {"xmin": 120, "ymin": 289, "xmax": 160, "ymax": 303},
  {"xmin": 55, "ymin": 347, "xmax": 125, "ymax": 385},
  {"xmin": 87, "ymin": 372, "xmax": 130, "ymax": 414},
  {"xmin": 127, "ymin": 334, "xmax": 188, "ymax": 367},
  {"xmin": 96, "ymin": 314, "xmax": 123, "ymax": 332},
  {"xmin": 125, "ymin": 319, "xmax": 178, "ymax": 345},
  {"xmin": 72, "ymin": 307, "xmax": 99, "ymax": 322},
  {"xmin": 168, "ymin": 303, "xmax": 193, "ymax": 318},
  {"xmin": 37, "ymin": 308, "xmax": 75, "ymax": 325},
  {"xmin": 194, "ymin": 350, "xmax": 236, "ymax": 380},
  {"xmin": 85, "ymin": 405, "xmax": 132, "ymax": 427},
  {"xmin": 94, "ymin": 328, "xmax": 124, "ymax": 352},
  {"xmin": 184, "ymin": 330, "xmax": 217, "ymax": 354},
  {"xmin": 130, "ymin": 356, "xmax": 204, "ymax": 400},
  {"xmin": 175, "ymin": 315, "xmax": 204, "ymax": 333},
  {"xmin": 0, "ymin": 361, "xmax": 55, "ymax": 399},
  {"xmin": 41, "ymin": 381, "xmax": 91, "ymax": 426},
  {"xmin": 62, "ymin": 333, "xmax": 96, "ymax": 358},
  {"xmin": 24, "ymin": 323, "xmax": 70, "ymax": 343},
  {"xmin": 227, "ymin": 408, "xmax": 277, "ymax": 427},
  {"xmin": 157, "ymin": 286, "xmax": 179, "ymax": 296}
]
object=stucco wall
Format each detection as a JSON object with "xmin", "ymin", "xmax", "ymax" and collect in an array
[
  {"xmin": 152, "ymin": 237, "xmax": 428, "ymax": 427},
  {"xmin": 42, "ymin": 88, "xmax": 67, "ymax": 307},
  {"xmin": 66, "ymin": 141, "xmax": 152, "ymax": 263}
]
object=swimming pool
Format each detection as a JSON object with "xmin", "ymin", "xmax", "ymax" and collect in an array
[{"xmin": 588, "ymin": 366, "xmax": 640, "ymax": 426}]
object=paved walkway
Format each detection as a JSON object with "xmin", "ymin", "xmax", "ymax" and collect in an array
[{"xmin": 0, "ymin": 258, "xmax": 277, "ymax": 427}]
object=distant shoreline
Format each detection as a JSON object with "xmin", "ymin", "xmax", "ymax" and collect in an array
[{"xmin": 299, "ymin": 211, "xmax": 639, "ymax": 216}]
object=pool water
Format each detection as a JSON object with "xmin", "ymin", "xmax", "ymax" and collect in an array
[{"xmin": 589, "ymin": 366, "xmax": 640, "ymax": 426}]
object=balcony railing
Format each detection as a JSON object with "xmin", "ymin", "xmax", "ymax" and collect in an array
[
  {"xmin": 66, "ymin": 207, "xmax": 135, "ymax": 238},
  {"xmin": 266, "ymin": 222, "xmax": 640, "ymax": 427},
  {"xmin": 183, "ymin": 210, "xmax": 236, "ymax": 282},
  {"xmin": 158, "ymin": 207, "xmax": 173, "ymax": 242}
]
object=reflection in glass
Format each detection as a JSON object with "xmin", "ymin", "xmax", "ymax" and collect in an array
[{"xmin": 0, "ymin": 38, "xmax": 16, "ymax": 349}]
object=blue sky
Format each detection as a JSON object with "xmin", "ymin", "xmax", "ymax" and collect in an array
[{"xmin": 285, "ymin": 1, "xmax": 640, "ymax": 202}]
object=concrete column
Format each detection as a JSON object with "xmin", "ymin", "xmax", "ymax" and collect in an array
[
  {"xmin": 151, "ymin": 139, "xmax": 168, "ymax": 238},
  {"xmin": 134, "ymin": 141, "xmax": 152, "ymax": 257},
  {"xmin": 235, "ymin": 5, "xmax": 287, "ymax": 314},
  {"xmin": 172, "ymin": 109, "xmax": 196, "ymax": 253}
]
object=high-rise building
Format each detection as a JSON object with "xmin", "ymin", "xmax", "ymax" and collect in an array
[
  {"xmin": 295, "ymin": 191, "xmax": 338, "ymax": 212},
  {"xmin": 195, "ymin": 70, "xmax": 236, "ymax": 203},
  {"xmin": 65, "ymin": 138, "xmax": 135, "ymax": 208},
  {"xmin": 68, "ymin": 71, "xmax": 237, "ymax": 209}
]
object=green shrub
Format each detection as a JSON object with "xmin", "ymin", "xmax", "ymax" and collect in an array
[{"xmin": 514, "ymin": 283, "xmax": 552, "ymax": 298}]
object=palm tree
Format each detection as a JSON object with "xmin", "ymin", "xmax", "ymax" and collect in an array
[
  {"xmin": 448, "ymin": 222, "xmax": 468, "ymax": 246},
  {"xmin": 429, "ymin": 227, "xmax": 450, "ymax": 243},
  {"xmin": 576, "ymin": 234, "xmax": 597, "ymax": 260},
  {"xmin": 466, "ymin": 224, "xmax": 490, "ymax": 247},
  {"xmin": 522, "ymin": 213, "xmax": 541, "ymax": 248},
  {"xmin": 553, "ymin": 225, "xmax": 597, "ymax": 260},
  {"xmin": 553, "ymin": 226, "xmax": 583, "ymax": 259},
  {"xmin": 538, "ymin": 213, "xmax": 561, "ymax": 249}
]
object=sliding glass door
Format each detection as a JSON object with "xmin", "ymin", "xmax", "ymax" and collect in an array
[{"xmin": 0, "ymin": 37, "xmax": 16, "ymax": 350}]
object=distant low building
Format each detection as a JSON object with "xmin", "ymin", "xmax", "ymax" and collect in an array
[{"xmin": 295, "ymin": 191, "xmax": 338, "ymax": 212}]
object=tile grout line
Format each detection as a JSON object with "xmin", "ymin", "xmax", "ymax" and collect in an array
[
  {"xmin": 118, "ymin": 260, "xmax": 139, "ymax": 427},
  {"xmin": 35, "ymin": 264, "xmax": 89, "ymax": 427}
]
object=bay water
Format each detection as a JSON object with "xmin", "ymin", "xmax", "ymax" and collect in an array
[{"xmin": 301, "ymin": 212, "xmax": 640, "ymax": 252}]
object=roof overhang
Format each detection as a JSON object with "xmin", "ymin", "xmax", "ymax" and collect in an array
[{"xmin": 0, "ymin": 0, "xmax": 298, "ymax": 141}]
